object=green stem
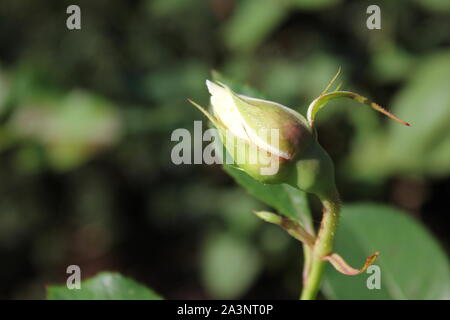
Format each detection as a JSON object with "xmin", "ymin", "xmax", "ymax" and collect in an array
[
  {"xmin": 300, "ymin": 192, "xmax": 340, "ymax": 300},
  {"xmin": 300, "ymin": 245, "xmax": 313, "ymax": 299}
]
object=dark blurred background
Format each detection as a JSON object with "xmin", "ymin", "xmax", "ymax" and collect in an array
[{"xmin": 0, "ymin": 0, "xmax": 449, "ymax": 299}]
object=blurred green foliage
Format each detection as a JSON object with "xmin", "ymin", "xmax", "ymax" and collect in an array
[
  {"xmin": 324, "ymin": 204, "xmax": 450, "ymax": 300},
  {"xmin": 348, "ymin": 52, "xmax": 450, "ymax": 180},
  {"xmin": 0, "ymin": 0, "xmax": 449, "ymax": 299},
  {"xmin": 47, "ymin": 272, "xmax": 162, "ymax": 300}
]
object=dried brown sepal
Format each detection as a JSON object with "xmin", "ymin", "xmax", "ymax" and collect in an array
[{"xmin": 321, "ymin": 251, "xmax": 380, "ymax": 276}]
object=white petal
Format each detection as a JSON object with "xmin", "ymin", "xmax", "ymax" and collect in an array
[
  {"xmin": 206, "ymin": 80, "xmax": 249, "ymax": 141},
  {"xmin": 206, "ymin": 79, "xmax": 223, "ymax": 96},
  {"xmin": 205, "ymin": 80, "xmax": 290, "ymax": 158}
]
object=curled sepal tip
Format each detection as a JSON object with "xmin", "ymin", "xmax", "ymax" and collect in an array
[
  {"xmin": 322, "ymin": 251, "xmax": 380, "ymax": 276},
  {"xmin": 307, "ymin": 70, "xmax": 411, "ymax": 128}
]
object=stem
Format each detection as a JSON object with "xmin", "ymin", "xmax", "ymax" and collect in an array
[
  {"xmin": 294, "ymin": 190, "xmax": 315, "ymax": 299},
  {"xmin": 301, "ymin": 245, "xmax": 313, "ymax": 299},
  {"xmin": 300, "ymin": 192, "xmax": 341, "ymax": 300}
]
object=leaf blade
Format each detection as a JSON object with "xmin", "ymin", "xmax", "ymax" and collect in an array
[
  {"xmin": 224, "ymin": 165, "xmax": 314, "ymax": 234},
  {"xmin": 323, "ymin": 203, "xmax": 450, "ymax": 300},
  {"xmin": 47, "ymin": 272, "xmax": 163, "ymax": 300}
]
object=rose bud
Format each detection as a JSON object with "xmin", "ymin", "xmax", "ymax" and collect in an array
[{"xmin": 188, "ymin": 80, "xmax": 336, "ymax": 198}]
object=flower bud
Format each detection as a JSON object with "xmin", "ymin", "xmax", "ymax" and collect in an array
[
  {"xmin": 189, "ymin": 80, "xmax": 339, "ymax": 198},
  {"xmin": 205, "ymin": 80, "xmax": 315, "ymax": 184}
]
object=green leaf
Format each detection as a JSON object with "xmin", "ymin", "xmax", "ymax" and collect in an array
[
  {"xmin": 413, "ymin": 0, "xmax": 450, "ymax": 13},
  {"xmin": 0, "ymin": 67, "xmax": 9, "ymax": 116},
  {"xmin": 370, "ymin": 44, "xmax": 416, "ymax": 83},
  {"xmin": 323, "ymin": 203, "xmax": 450, "ymax": 300},
  {"xmin": 224, "ymin": 0, "xmax": 288, "ymax": 53},
  {"xmin": 224, "ymin": 165, "xmax": 314, "ymax": 233},
  {"xmin": 47, "ymin": 272, "xmax": 163, "ymax": 300},
  {"xmin": 10, "ymin": 90, "xmax": 122, "ymax": 172},
  {"xmin": 386, "ymin": 51, "xmax": 450, "ymax": 176},
  {"xmin": 201, "ymin": 232, "xmax": 261, "ymax": 299},
  {"xmin": 290, "ymin": 0, "xmax": 340, "ymax": 10}
]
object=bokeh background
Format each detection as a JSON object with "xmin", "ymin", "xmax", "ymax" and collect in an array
[{"xmin": 0, "ymin": 0, "xmax": 449, "ymax": 299}]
